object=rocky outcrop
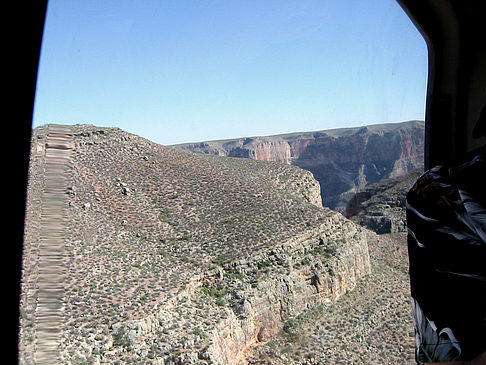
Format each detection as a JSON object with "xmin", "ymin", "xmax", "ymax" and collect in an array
[
  {"xmin": 107, "ymin": 214, "xmax": 369, "ymax": 365},
  {"xmin": 249, "ymin": 231, "xmax": 416, "ymax": 364},
  {"xmin": 206, "ymin": 214, "xmax": 369, "ymax": 364},
  {"xmin": 346, "ymin": 169, "xmax": 423, "ymax": 234},
  {"xmin": 174, "ymin": 121, "xmax": 425, "ymax": 213},
  {"xmin": 20, "ymin": 124, "xmax": 371, "ymax": 365}
]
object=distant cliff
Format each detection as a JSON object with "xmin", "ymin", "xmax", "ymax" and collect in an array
[{"xmin": 174, "ymin": 121, "xmax": 425, "ymax": 213}]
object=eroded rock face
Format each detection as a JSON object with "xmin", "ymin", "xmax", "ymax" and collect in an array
[
  {"xmin": 206, "ymin": 214, "xmax": 369, "ymax": 364},
  {"xmin": 174, "ymin": 121, "xmax": 425, "ymax": 213},
  {"xmin": 20, "ymin": 124, "xmax": 371, "ymax": 365},
  {"xmin": 346, "ymin": 169, "xmax": 423, "ymax": 234},
  {"xmin": 107, "ymin": 214, "xmax": 369, "ymax": 365}
]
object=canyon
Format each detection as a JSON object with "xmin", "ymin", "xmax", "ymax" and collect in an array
[
  {"xmin": 174, "ymin": 120, "xmax": 424, "ymax": 213},
  {"xmin": 20, "ymin": 124, "xmax": 373, "ymax": 364},
  {"xmin": 346, "ymin": 168, "xmax": 423, "ymax": 234},
  {"xmin": 19, "ymin": 123, "xmax": 421, "ymax": 364}
]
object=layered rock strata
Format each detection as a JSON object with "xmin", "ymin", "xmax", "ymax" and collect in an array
[
  {"xmin": 249, "ymin": 232, "xmax": 415, "ymax": 364},
  {"xmin": 174, "ymin": 121, "xmax": 424, "ymax": 213},
  {"xmin": 346, "ymin": 169, "xmax": 423, "ymax": 234},
  {"xmin": 109, "ymin": 214, "xmax": 369, "ymax": 364},
  {"xmin": 20, "ymin": 124, "xmax": 370, "ymax": 365}
]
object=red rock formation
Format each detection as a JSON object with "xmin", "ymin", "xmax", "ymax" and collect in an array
[{"xmin": 174, "ymin": 121, "xmax": 425, "ymax": 213}]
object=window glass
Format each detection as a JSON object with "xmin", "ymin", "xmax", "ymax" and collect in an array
[{"xmin": 24, "ymin": 1, "xmax": 428, "ymax": 364}]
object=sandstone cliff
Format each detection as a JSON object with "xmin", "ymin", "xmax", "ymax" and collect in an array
[
  {"xmin": 174, "ymin": 121, "xmax": 425, "ymax": 214},
  {"xmin": 20, "ymin": 124, "xmax": 370, "ymax": 365}
]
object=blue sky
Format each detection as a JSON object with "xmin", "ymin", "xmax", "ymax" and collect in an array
[{"xmin": 33, "ymin": 0, "xmax": 428, "ymax": 145}]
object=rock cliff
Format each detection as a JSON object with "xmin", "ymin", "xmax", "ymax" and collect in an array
[
  {"xmin": 109, "ymin": 215, "xmax": 369, "ymax": 364},
  {"xmin": 346, "ymin": 169, "xmax": 423, "ymax": 234},
  {"xmin": 174, "ymin": 121, "xmax": 425, "ymax": 213},
  {"xmin": 20, "ymin": 124, "xmax": 370, "ymax": 365},
  {"xmin": 249, "ymin": 231, "xmax": 415, "ymax": 364}
]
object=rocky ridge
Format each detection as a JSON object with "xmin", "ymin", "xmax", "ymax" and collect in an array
[
  {"xmin": 20, "ymin": 124, "xmax": 370, "ymax": 364},
  {"xmin": 174, "ymin": 121, "xmax": 425, "ymax": 213},
  {"xmin": 345, "ymin": 169, "xmax": 423, "ymax": 234}
]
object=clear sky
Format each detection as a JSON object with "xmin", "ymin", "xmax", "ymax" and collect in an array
[{"xmin": 32, "ymin": 0, "xmax": 428, "ymax": 145}]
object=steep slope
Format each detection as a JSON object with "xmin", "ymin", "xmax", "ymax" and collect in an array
[
  {"xmin": 20, "ymin": 124, "xmax": 370, "ymax": 365},
  {"xmin": 346, "ymin": 169, "xmax": 423, "ymax": 234},
  {"xmin": 249, "ymin": 231, "xmax": 415, "ymax": 365},
  {"xmin": 174, "ymin": 121, "xmax": 424, "ymax": 213}
]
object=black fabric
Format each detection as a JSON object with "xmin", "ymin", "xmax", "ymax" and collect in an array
[{"xmin": 406, "ymin": 155, "xmax": 486, "ymax": 363}]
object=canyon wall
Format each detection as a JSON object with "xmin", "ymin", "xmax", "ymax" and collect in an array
[
  {"xmin": 206, "ymin": 214, "xmax": 370, "ymax": 364},
  {"xmin": 174, "ymin": 121, "xmax": 425, "ymax": 213},
  {"xmin": 346, "ymin": 168, "xmax": 423, "ymax": 234},
  {"xmin": 108, "ymin": 212, "xmax": 369, "ymax": 365},
  {"xmin": 21, "ymin": 125, "xmax": 371, "ymax": 364}
]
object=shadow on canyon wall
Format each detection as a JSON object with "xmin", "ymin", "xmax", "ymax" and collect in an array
[{"xmin": 174, "ymin": 120, "xmax": 425, "ymax": 214}]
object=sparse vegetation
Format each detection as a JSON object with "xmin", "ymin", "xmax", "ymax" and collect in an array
[
  {"xmin": 19, "ymin": 125, "xmax": 414, "ymax": 365},
  {"xmin": 250, "ymin": 232, "xmax": 415, "ymax": 364}
]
